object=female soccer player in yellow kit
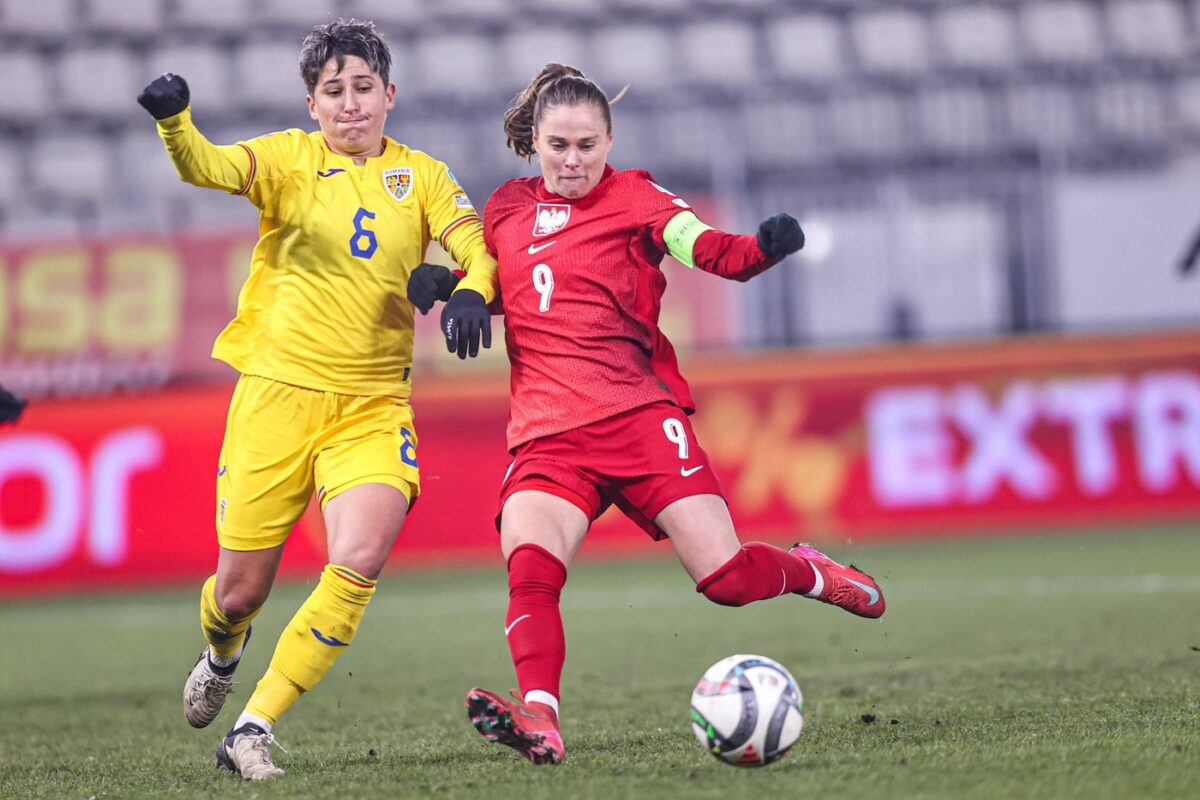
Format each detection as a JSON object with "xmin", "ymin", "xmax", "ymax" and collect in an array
[{"xmin": 138, "ymin": 19, "xmax": 497, "ymax": 780}]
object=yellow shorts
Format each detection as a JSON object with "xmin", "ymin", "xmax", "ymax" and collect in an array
[{"xmin": 215, "ymin": 375, "xmax": 420, "ymax": 551}]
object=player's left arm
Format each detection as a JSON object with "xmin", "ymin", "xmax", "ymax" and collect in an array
[
  {"xmin": 638, "ymin": 175, "xmax": 804, "ymax": 281},
  {"xmin": 421, "ymin": 160, "xmax": 498, "ymax": 305},
  {"xmin": 662, "ymin": 210, "xmax": 805, "ymax": 282}
]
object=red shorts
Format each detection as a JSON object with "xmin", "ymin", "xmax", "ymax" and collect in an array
[{"xmin": 496, "ymin": 401, "xmax": 726, "ymax": 540}]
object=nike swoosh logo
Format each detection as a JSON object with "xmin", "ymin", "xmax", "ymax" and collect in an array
[
  {"xmin": 504, "ymin": 614, "xmax": 531, "ymax": 636},
  {"xmin": 680, "ymin": 465, "xmax": 705, "ymax": 477},
  {"xmin": 317, "ymin": 168, "xmax": 345, "ymax": 178},
  {"xmin": 310, "ymin": 627, "xmax": 349, "ymax": 646},
  {"xmin": 528, "ymin": 240, "xmax": 557, "ymax": 255},
  {"xmin": 846, "ymin": 578, "xmax": 881, "ymax": 606}
]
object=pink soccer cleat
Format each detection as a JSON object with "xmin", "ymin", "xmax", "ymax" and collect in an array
[
  {"xmin": 465, "ymin": 687, "xmax": 565, "ymax": 765},
  {"xmin": 789, "ymin": 543, "xmax": 886, "ymax": 619}
]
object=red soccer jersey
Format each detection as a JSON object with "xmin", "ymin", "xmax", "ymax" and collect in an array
[{"xmin": 485, "ymin": 166, "xmax": 703, "ymax": 450}]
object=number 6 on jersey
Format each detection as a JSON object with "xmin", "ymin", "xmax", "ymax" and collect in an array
[{"xmin": 532, "ymin": 263, "xmax": 554, "ymax": 312}]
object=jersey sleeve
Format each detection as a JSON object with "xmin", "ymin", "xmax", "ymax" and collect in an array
[
  {"xmin": 630, "ymin": 171, "xmax": 775, "ymax": 282},
  {"xmin": 155, "ymin": 107, "xmax": 254, "ymax": 195},
  {"xmin": 236, "ymin": 130, "xmax": 304, "ymax": 209},
  {"xmin": 418, "ymin": 155, "xmax": 497, "ymax": 303},
  {"xmin": 626, "ymin": 172, "xmax": 698, "ymax": 253}
]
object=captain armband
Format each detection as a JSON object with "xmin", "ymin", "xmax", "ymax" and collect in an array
[{"xmin": 663, "ymin": 211, "xmax": 714, "ymax": 268}]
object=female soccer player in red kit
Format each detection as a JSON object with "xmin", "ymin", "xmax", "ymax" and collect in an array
[{"xmin": 409, "ymin": 64, "xmax": 886, "ymax": 766}]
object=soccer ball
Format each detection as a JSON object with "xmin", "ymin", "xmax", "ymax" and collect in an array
[{"xmin": 690, "ymin": 654, "xmax": 804, "ymax": 767}]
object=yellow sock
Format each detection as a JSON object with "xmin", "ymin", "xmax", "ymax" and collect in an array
[
  {"xmin": 244, "ymin": 564, "xmax": 377, "ymax": 724},
  {"xmin": 199, "ymin": 574, "xmax": 259, "ymax": 657}
]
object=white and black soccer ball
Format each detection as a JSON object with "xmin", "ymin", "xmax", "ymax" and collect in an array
[{"xmin": 690, "ymin": 654, "xmax": 804, "ymax": 767}]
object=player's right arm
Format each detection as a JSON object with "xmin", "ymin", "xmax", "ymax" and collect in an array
[{"xmin": 138, "ymin": 73, "xmax": 254, "ymax": 195}]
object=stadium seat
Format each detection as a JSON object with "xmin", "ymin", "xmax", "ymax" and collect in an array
[
  {"xmin": 0, "ymin": 144, "xmax": 20, "ymax": 213},
  {"xmin": 1020, "ymin": 0, "xmax": 1104, "ymax": 64},
  {"xmin": 258, "ymin": 0, "xmax": 343, "ymax": 27},
  {"xmin": 147, "ymin": 44, "xmax": 231, "ymax": 113},
  {"xmin": 767, "ymin": 14, "xmax": 846, "ymax": 83},
  {"xmin": 30, "ymin": 135, "xmax": 111, "ymax": 205},
  {"xmin": 0, "ymin": 0, "xmax": 73, "ymax": 39},
  {"xmin": 604, "ymin": 111, "xmax": 659, "ymax": 171},
  {"xmin": 345, "ymin": 0, "xmax": 427, "ymax": 26},
  {"xmin": 411, "ymin": 32, "xmax": 500, "ymax": 100},
  {"xmin": 521, "ymin": 0, "xmax": 605, "ymax": 21},
  {"xmin": 904, "ymin": 202, "xmax": 1006, "ymax": 339},
  {"xmin": 829, "ymin": 91, "xmax": 906, "ymax": 158},
  {"xmin": 1092, "ymin": 79, "xmax": 1167, "ymax": 143},
  {"xmin": 173, "ymin": 0, "xmax": 252, "ymax": 31},
  {"xmin": 851, "ymin": 8, "xmax": 931, "ymax": 75},
  {"xmin": 0, "ymin": 51, "xmax": 50, "ymax": 123},
  {"xmin": 934, "ymin": 4, "xmax": 1018, "ymax": 71},
  {"xmin": 395, "ymin": 118, "xmax": 477, "ymax": 184},
  {"xmin": 501, "ymin": 28, "xmax": 589, "ymax": 93},
  {"xmin": 591, "ymin": 25, "xmax": 675, "ymax": 92},
  {"xmin": 791, "ymin": 209, "xmax": 895, "ymax": 344},
  {"xmin": 654, "ymin": 107, "xmax": 724, "ymax": 172},
  {"xmin": 915, "ymin": 85, "xmax": 994, "ymax": 154},
  {"xmin": 609, "ymin": 0, "xmax": 690, "ymax": 12},
  {"xmin": 744, "ymin": 100, "xmax": 828, "ymax": 168},
  {"xmin": 1, "ymin": 201, "xmax": 84, "ymax": 241},
  {"xmin": 426, "ymin": 0, "xmax": 511, "ymax": 24},
  {"xmin": 60, "ymin": 48, "xmax": 142, "ymax": 118},
  {"xmin": 1106, "ymin": 0, "xmax": 1188, "ymax": 59},
  {"xmin": 1174, "ymin": 75, "xmax": 1200, "ymax": 135},
  {"xmin": 679, "ymin": 19, "xmax": 757, "ymax": 90},
  {"xmin": 235, "ymin": 41, "xmax": 309, "ymax": 113},
  {"xmin": 1006, "ymin": 82, "xmax": 1082, "ymax": 150},
  {"xmin": 86, "ymin": 0, "xmax": 163, "ymax": 36}
]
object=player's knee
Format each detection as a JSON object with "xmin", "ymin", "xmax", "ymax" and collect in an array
[
  {"xmin": 699, "ymin": 580, "xmax": 755, "ymax": 607},
  {"xmin": 696, "ymin": 547, "xmax": 756, "ymax": 607},
  {"xmin": 216, "ymin": 586, "xmax": 269, "ymax": 621},
  {"xmin": 507, "ymin": 543, "xmax": 568, "ymax": 598}
]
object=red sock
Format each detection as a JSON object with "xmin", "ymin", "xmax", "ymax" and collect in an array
[
  {"xmin": 505, "ymin": 543, "xmax": 568, "ymax": 701},
  {"xmin": 695, "ymin": 542, "xmax": 816, "ymax": 607}
]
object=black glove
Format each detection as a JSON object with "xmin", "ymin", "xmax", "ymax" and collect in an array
[
  {"xmin": 407, "ymin": 263, "xmax": 461, "ymax": 315},
  {"xmin": 137, "ymin": 73, "xmax": 190, "ymax": 120},
  {"xmin": 0, "ymin": 387, "xmax": 26, "ymax": 425},
  {"xmin": 441, "ymin": 289, "xmax": 492, "ymax": 359},
  {"xmin": 757, "ymin": 213, "xmax": 805, "ymax": 260}
]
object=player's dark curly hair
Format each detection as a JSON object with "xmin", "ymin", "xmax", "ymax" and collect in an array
[
  {"xmin": 503, "ymin": 63, "xmax": 626, "ymax": 160},
  {"xmin": 299, "ymin": 18, "xmax": 391, "ymax": 95}
]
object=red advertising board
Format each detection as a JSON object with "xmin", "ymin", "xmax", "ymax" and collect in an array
[{"xmin": 2, "ymin": 330, "xmax": 1199, "ymax": 596}]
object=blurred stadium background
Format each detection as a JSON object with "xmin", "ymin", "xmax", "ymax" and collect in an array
[
  {"xmin": 1, "ymin": 0, "xmax": 1199, "ymax": 588},
  {"xmin": 2, "ymin": 3, "xmax": 1199, "ymax": 797}
]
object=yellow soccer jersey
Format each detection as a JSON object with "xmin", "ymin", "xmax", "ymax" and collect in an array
[{"xmin": 155, "ymin": 108, "xmax": 498, "ymax": 396}]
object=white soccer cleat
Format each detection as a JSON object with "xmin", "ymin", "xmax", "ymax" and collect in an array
[
  {"xmin": 183, "ymin": 627, "xmax": 250, "ymax": 728},
  {"xmin": 214, "ymin": 723, "xmax": 286, "ymax": 780}
]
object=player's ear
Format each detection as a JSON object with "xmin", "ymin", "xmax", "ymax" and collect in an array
[
  {"xmin": 306, "ymin": 94, "xmax": 318, "ymax": 122},
  {"xmin": 384, "ymin": 83, "xmax": 396, "ymax": 111}
]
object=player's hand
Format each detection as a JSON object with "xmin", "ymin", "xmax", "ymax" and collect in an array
[
  {"xmin": 757, "ymin": 213, "xmax": 805, "ymax": 260},
  {"xmin": 0, "ymin": 386, "xmax": 26, "ymax": 425},
  {"xmin": 441, "ymin": 289, "xmax": 492, "ymax": 359},
  {"xmin": 137, "ymin": 73, "xmax": 190, "ymax": 120},
  {"xmin": 407, "ymin": 263, "xmax": 461, "ymax": 315}
]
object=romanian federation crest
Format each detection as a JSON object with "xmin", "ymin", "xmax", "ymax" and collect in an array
[
  {"xmin": 383, "ymin": 167, "xmax": 413, "ymax": 201},
  {"xmin": 532, "ymin": 203, "xmax": 571, "ymax": 237}
]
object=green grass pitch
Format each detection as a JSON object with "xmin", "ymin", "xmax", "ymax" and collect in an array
[{"xmin": 2, "ymin": 526, "xmax": 1198, "ymax": 799}]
